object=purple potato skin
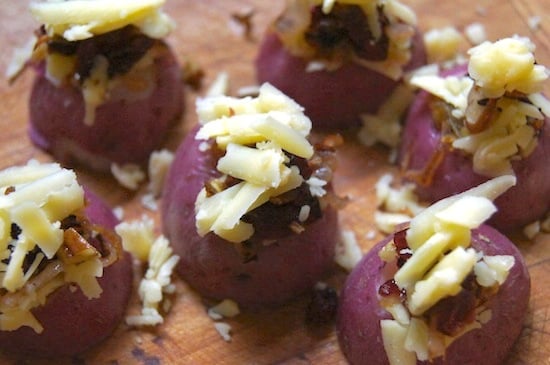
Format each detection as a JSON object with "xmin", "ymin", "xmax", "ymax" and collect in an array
[
  {"xmin": 399, "ymin": 64, "xmax": 550, "ymax": 231},
  {"xmin": 255, "ymin": 30, "xmax": 426, "ymax": 130},
  {"xmin": 0, "ymin": 189, "xmax": 133, "ymax": 358},
  {"xmin": 28, "ymin": 43, "xmax": 184, "ymax": 172},
  {"xmin": 161, "ymin": 127, "xmax": 339, "ymax": 309},
  {"xmin": 337, "ymin": 224, "xmax": 530, "ymax": 365}
]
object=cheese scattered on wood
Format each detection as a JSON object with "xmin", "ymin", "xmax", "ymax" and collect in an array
[
  {"xmin": 118, "ymin": 216, "xmax": 180, "ymax": 327},
  {"xmin": 214, "ymin": 322, "xmax": 233, "ymax": 342},
  {"xmin": 463, "ymin": 22, "xmax": 487, "ymax": 45},
  {"xmin": 111, "ymin": 163, "xmax": 146, "ymax": 190},
  {"xmin": 194, "ymin": 83, "xmax": 317, "ymax": 243},
  {"xmin": 423, "ymin": 26, "xmax": 465, "ymax": 63},
  {"xmin": 358, "ymin": 85, "xmax": 416, "ymax": 149},
  {"xmin": 207, "ymin": 299, "xmax": 240, "ymax": 320},
  {"xmin": 334, "ymin": 229, "xmax": 362, "ymax": 271},
  {"xmin": 147, "ymin": 149, "xmax": 174, "ymax": 197},
  {"xmin": 373, "ymin": 174, "xmax": 426, "ymax": 234}
]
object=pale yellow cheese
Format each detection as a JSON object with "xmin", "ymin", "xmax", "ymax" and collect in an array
[
  {"xmin": 468, "ymin": 36, "xmax": 548, "ymax": 98},
  {"xmin": 194, "ymin": 83, "xmax": 316, "ymax": 243},
  {"xmin": 381, "ymin": 320, "xmax": 417, "ymax": 365},
  {"xmin": 0, "ymin": 161, "xmax": 106, "ymax": 333},
  {"xmin": 409, "ymin": 74, "xmax": 473, "ymax": 116},
  {"xmin": 380, "ymin": 176, "xmax": 517, "ymax": 363},
  {"xmin": 30, "ymin": 0, "xmax": 174, "ymax": 41},
  {"xmin": 408, "ymin": 247, "xmax": 477, "ymax": 315}
]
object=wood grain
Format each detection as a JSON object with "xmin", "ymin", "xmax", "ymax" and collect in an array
[{"xmin": 0, "ymin": 0, "xmax": 548, "ymax": 364}]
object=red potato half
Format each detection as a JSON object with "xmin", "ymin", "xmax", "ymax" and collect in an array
[
  {"xmin": 161, "ymin": 127, "xmax": 339, "ymax": 309},
  {"xmin": 28, "ymin": 43, "xmax": 184, "ymax": 172},
  {"xmin": 399, "ymin": 65, "xmax": 550, "ymax": 231},
  {"xmin": 0, "ymin": 189, "xmax": 133, "ymax": 358},
  {"xmin": 337, "ymin": 224, "xmax": 530, "ymax": 365},
  {"xmin": 255, "ymin": 31, "xmax": 426, "ymax": 130}
]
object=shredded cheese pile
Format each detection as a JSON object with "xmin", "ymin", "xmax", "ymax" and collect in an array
[
  {"xmin": 30, "ymin": 0, "xmax": 174, "ymax": 41},
  {"xmin": 0, "ymin": 160, "xmax": 104, "ymax": 333},
  {"xmin": 379, "ymin": 176, "xmax": 517, "ymax": 364},
  {"xmin": 410, "ymin": 36, "xmax": 549, "ymax": 177},
  {"xmin": 194, "ymin": 83, "xmax": 316, "ymax": 243}
]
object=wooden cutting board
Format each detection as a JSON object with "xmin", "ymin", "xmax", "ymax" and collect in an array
[{"xmin": 0, "ymin": 0, "xmax": 548, "ymax": 364}]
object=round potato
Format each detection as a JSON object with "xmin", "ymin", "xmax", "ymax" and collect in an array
[
  {"xmin": 0, "ymin": 189, "xmax": 133, "ymax": 358},
  {"xmin": 337, "ymin": 224, "xmax": 530, "ymax": 365},
  {"xmin": 29, "ymin": 41, "xmax": 183, "ymax": 172},
  {"xmin": 255, "ymin": 27, "xmax": 425, "ymax": 130},
  {"xmin": 161, "ymin": 127, "xmax": 339, "ymax": 309},
  {"xmin": 399, "ymin": 65, "xmax": 550, "ymax": 231}
]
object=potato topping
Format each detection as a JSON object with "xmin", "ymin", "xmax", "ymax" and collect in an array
[
  {"xmin": 410, "ymin": 36, "xmax": 549, "ymax": 177},
  {"xmin": 0, "ymin": 161, "xmax": 112, "ymax": 333},
  {"xmin": 378, "ymin": 177, "xmax": 517, "ymax": 364},
  {"xmin": 274, "ymin": 0, "xmax": 417, "ymax": 79},
  {"xmin": 194, "ymin": 83, "xmax": 320, "ymax": 243},
  {"xmin": 468, "ymin": 36, "xmax": 547, "ymax": 98},
  {"xmin": 30, "ymin": 0, "xmax": 174, "ymax": 41}
]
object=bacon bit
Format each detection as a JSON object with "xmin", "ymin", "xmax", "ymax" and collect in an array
[
  {"xmin": 378, "ymin": 279, "xmax": 406, "ymax": 300},
  {"xmin": 466, "ymin": 97, "xmax": 498, "ymax": 133},
  {"xmin": 4, "ymin": 186, "xmax": 15, "ymax": 195},
  {"xmin": 181, "ymin": 59, "xmax": 205, "ymax": 90},
  {"xmin": 393, "ymin": 229, "xmax": 412, "ymax": 267},
  {"xmin": 231, "ymin": 8, "xmax": 256, "ymax": 40},
  {"xmin": 228, "ymin": 107, "xmax": 236, "ymax": 117},
  {"xmin": 321, "ymin": 133, "xmax": 344, "ymax": 149},
  {"xmin": 58, "ymin": 227, "xmax": 100, "ymax": 265},
  {"xmin": 403, "ymin": 141, "xmax": 449, "ymax": 188},
  {"xmin": 236, "ymin": 241, "xmax": 258, "ymax": 263},
  {"xmin": 289, "ymin": 221, "xmax": 306, "ymax": 234}
]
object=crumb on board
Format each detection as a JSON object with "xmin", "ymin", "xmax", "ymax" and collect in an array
[
  {"xmin": 111, "ymin": 163, "xmax": 146, "ymax": 190},
  {"xmin": 214, "ymin": 322, "xmax": 232, "ymax": 342},
  {"xmin": 334, "ymin": 229, "xmax": 362, "ymax": 272},
  {"xmin": 230, "ymin": 7, "xmax": 255, "ymax": 40}
]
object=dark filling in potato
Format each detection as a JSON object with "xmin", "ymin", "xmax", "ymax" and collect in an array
[
  {"xmin": 203, "ymin": 135, "xmax": 344, "ymax": 261},
  {"xmin": 304, "ymin": 4, "xmax": 389, "ymax": 61},
  {"xmin": 378, "ymin": 227, "xmax": 496, "ymax": 337},
  {"xmin": 37, "ymin": 25, "xmax": 156, "ymax": 84},
  {"xmin": 0, "ymin": 200, "xmax": 122, "ymax": 300}
]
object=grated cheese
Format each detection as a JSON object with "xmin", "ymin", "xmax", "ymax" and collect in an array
[
  {"xmin": 147, "ymin": 149, "xmax": 174, "ymax": 198},
  {"xmin": 423, "ymin": 26, "xmax": 465, "ymax": 64},
  {"xmin": 118, "ymin": 216, "xmax": 180, "ymax": 327},
  {"xmin": 214, "ymin": 322, "xmax": 232, "ymax": 342},
  {"xmin": 463, "ymin": 22, "xmax": 487, "ymax": 46},
  {"xmin": 111, "ymin": 163, "xmax": 146, "ymax": 190},
  {"xmin": 411, "ymin": 36, "xmax": 549, "ymax": 178},
  {"xmin": 373, "ymin": 174, "xmax": 426, "ymax": 234},
  {"xmin": 0, "ymin": 160, "xmax": 108, "ymax": 333},
  {"xmin": 358, "ymin": 84, "xmax": 416, "ymax": 149},
  {"xmin": 194, "ymin": 83, "xmax": 317, "ymax": 243},
  {"xmin": 207, "ymin": 299, "xmax": 240, "ymax": 320},
  {"xmin": 334, "ymin": 229, "xmax": 362, "ymax": 271},
  {"xmin": 30, "ymin": 0, "xmax": 174, "ymax": 41},
  {"xmin": 380, "ymin": 177, "xmax": 517, "ymax": 363}
]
